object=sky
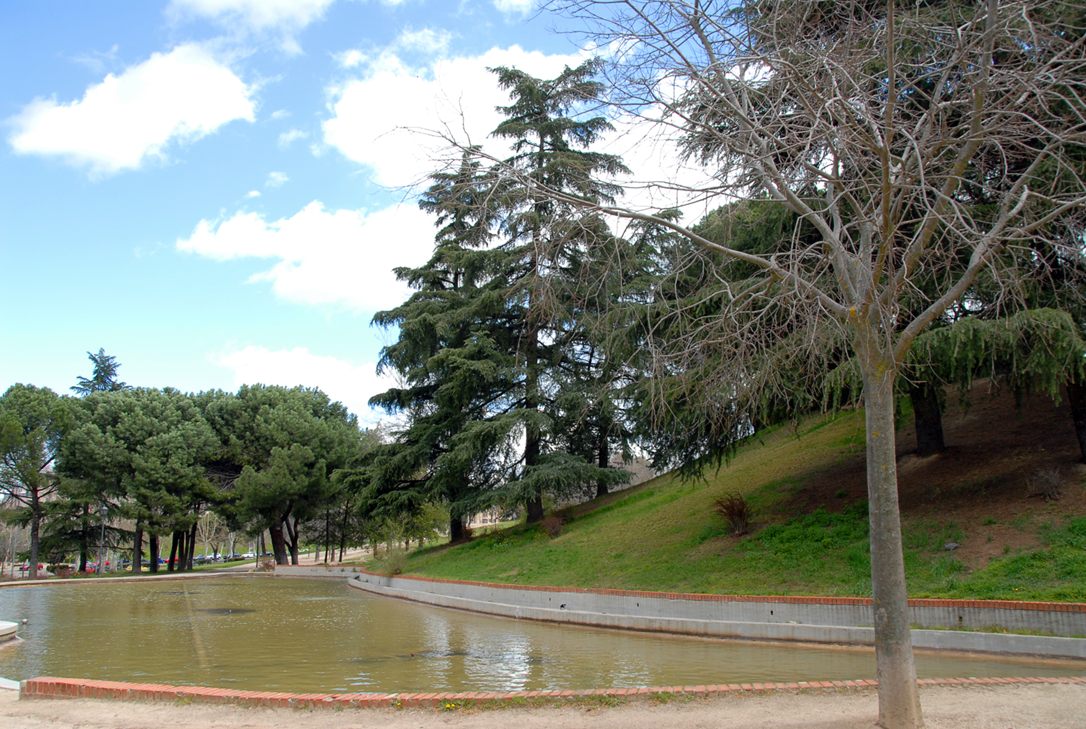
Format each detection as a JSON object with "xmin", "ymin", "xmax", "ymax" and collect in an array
[{"xmin": 0, "ymin": 0, "xmax": 705, "ymax": 422}]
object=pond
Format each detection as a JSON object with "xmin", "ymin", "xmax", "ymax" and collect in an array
[{"xmin": 0, "ymin": 577, "xmax": 1080, "ymax": 694}]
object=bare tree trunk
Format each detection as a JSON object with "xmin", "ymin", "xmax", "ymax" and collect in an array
[
  {"xmin": 187, "ymin": 521, "xmax": 198, "ymax": 570},
  {"xmin": 28, "ymin": 494, "xmax": 40, "ymax": 579},
  {"xmin": 79, "ymin": 503, "xmax": 90, "ymax": 573},
  {"xmin": 449, "ymin": 515, "xmax": 466, "ymax": 543},
  {"xmin": 324, "ymin": 511, "xmax": 331, "ymax": 563},
  {"xmin": 595, "ymin": 431, "xmax": 609, "ymax": 498},
  {"xmin": 168, "ymin": 532, "xmax": 179, "ymax": 572},
  {"xmin": 859, "ymin": 332, "xmax": 923, "ymax": 729},
  {"xmin": 285, "ymin": 515, "xmax": 300, "ymax": 565},
  {"xmin": 909, "ymin": 383, "xmax": 945, "ymax": 457},
  {"xmin": 339, "ymin": 502, "xmax": 349, "ymax": 561},
  {"xmin": 270, "ymin": 522, "xmax": 288, "ymax": 565},
  {"xmin": 149, "ymin": 534, "xmax": 159, "ymax": 573},
  {"xmin": 132, "ymin": 524, "xmax": 143, "ymax": 573}
]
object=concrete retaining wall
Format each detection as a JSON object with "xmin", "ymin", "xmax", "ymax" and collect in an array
[
  {"xmin": 274, "ymin": 565, "xmax": 365, "ymax": 579},
  {"xmin": 345, "ymin": 571, "xmax": 1086, "ymax": 660}
]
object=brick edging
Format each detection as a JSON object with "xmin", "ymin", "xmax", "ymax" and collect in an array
[
  {"xmin": 348, "ymin": 568, "xmax": 1086, "ymax": 614},
  {"xmin": 19, "ymin": 676, "xmax": 1086, "ymax": 709}
]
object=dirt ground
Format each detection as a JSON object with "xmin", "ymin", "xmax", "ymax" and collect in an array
[
  {"xmin": 780, "ymin": 380, "xmax": 1086, "ymax": 571},
  {"xmin": 2, "ymin": 683, "xmax": 1084, "ymax": 729}
]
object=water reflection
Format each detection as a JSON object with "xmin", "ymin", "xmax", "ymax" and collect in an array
[{"xmin": 0, "ymin": 577, "xmax": 1080, "ymax": 693}]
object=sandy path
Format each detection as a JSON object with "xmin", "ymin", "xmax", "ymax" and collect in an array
[{"xmin": 2, "ymin": 683, "xmax": 1084, "ymax": 729}]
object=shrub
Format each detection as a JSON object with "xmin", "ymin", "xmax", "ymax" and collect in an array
[
  {"xmin": 373, "ymin": 547, "xmax": 408, "ymax": 576},
  {"xmin": 542, "ymin": 515, "xmax": 565, "ymax": 538},
  {"xmin": 714, "ymin": 493, "xmax": 752, "ymax": 536}
]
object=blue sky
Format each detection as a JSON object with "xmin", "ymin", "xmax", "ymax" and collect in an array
[{"xmin": 0, "ymin": 0, "xmax": 600, "ymax": 421}]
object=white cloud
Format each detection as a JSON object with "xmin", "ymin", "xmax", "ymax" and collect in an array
[
  {"xmin": 277, "ymin": 128, "xmax": 308, "ymax": 148},
  {"xmin": 214, "ymin": 345, "xmax": 394, "ymax": 420},
  {"xmin": 334, "ymin": 49, "xmax": 367, "ymax": 69},
  {"xmin": 168, "ymin": 0, "xmax": 336, "ymax": 33},
  {"xmin": 245, "ymin": 189, "xmax": 261, "ymax": 198},
  {"xmin": 270, "ymin": 109, "xmax": 290, "ymax": 120},
  {"xmin": 176, "ymin": 200, "xmax": 435, "ymax": 311},
  {"xmin": 395, "ymin": 28, "xmax": 452, "ymax": 55},
  {"xmin": 8, "ymin": 43, "xmax": 254, "ymax": 177},
  {"xmin": 265, "ymin": 170, "xmax": 289, "ymax": 187},
  {"xmin": 323, "ymin": 45, "xmax": 585, "ymax": 187},
  {"xmin": 494, "ymin": 0, "xmax": 535, "ymax": 15}
]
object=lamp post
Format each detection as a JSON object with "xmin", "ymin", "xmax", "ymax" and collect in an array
[{"xmin": 98, "ymin": 505, "xmax": 108, "ymax": 577}]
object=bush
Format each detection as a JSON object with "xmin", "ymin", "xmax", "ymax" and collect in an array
[
  {"xmin": 713, "ymin": 493, "xmax": 752, "ymax": 536},
  {"xmin": 373, "ymin": 547, "xmax": 408, "ymax": 576},
  {"xmin": 542, "ymin": 515, "xmax": 565, "ymax": 538}
]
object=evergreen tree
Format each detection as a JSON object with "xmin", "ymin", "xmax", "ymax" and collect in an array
[
  {"xmin": 59, "ymin": 387, "xmax": 217, "ymax": 573},
  {"xmin": 372, "ymin": 60, "xmax": 632, "ymax": 527},
  {"xmin": 71, "ymin": 348, "xmax": 127, "ymax": 396},
  {"xmin": 200, "ymin": 385, "xmax": 358, "ymax": 565},
  {"xmin": 0, "ymin": 384, "xmax": 70, "ymax": 578},
  {"xmin": 369, "ymin": 151, "xmax": 508, "ymax": 540},
  {"xmin": 486, "ymin": 59, "xmax": 632, "ymax": 521}
]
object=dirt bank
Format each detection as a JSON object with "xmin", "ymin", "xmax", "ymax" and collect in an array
[{"xmin": 2, "ymin": 683, "xmax": 1084, "ymax": 729}]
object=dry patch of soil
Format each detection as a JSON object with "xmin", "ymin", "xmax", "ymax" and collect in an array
[
  {"xmin": 779, "ymin": 380, "xmax": 1086, "ymax": 571},
  {"xmin": 3, "ymin": 684, "xmax": 1085, "ymax": 729}
]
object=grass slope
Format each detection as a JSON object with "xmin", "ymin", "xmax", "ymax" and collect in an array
[{"xmin": 401, "ymin": 384, "xmax": 1086, "ymax": 602}]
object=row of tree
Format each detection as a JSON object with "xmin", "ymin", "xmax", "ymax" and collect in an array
[{"xmin": 0, "ymin": 351, "xmax": 383, "ymax": 579}]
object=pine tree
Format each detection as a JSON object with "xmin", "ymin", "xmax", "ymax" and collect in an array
[
  {"xmin": 486, "ymin": 59, "xmax": 632, "ymax": 521},
  {"xmin": 71, "ymin": 348, "xmax": 127, "ymax": 396},
  {"xmin": 369, "ymin": 151, "xmax": 508, "ymax": 540}
]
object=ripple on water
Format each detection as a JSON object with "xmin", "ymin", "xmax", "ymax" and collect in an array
[{"xmin": 0, "ymin": 577, "xmax": 1081, "ymax": 693}]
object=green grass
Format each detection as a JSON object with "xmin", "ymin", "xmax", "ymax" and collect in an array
[{"xmin": 398, "ymin": 409, "xmax": 1086, "ymax": 602}]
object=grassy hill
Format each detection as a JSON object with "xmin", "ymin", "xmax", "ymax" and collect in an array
[{"xmin": 397, "ymin": 381, "xmax": 1086, "ymax": 602}]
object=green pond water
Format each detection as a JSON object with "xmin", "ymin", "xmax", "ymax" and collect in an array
[{"xmin": 0, "ymin": 577, "xmax": 1081, "ymax": 693}]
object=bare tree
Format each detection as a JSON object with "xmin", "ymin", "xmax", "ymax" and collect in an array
[{"xmin": 449, "ymin": 1, "xmax": 1086, "ymax": 727}]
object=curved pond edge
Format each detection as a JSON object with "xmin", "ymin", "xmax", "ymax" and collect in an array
[
  {"xmin": 17, "ymin": 674, "xmax": 1086, "ymax": 708},
  {"xmin": 268, "ymin": 566, "xmax": 1086, "ymax": 660}
]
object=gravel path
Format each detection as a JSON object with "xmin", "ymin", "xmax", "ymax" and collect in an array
[{"xmin": 2, "ymin": 682, "xmax": 1084, "ymax": 729}]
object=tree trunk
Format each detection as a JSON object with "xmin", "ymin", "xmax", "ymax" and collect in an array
[
  {"xmin": 29, "ymin": 495, "xmax": 41, "ymax": 580},
  {"xmin": 132, "ymin": 524, "xmax": 143, "ymax": 574},
  {"xmin": 168, "ymin": 531, "xmax": 180, "ymax": 572},
  {"xmin": 595, "ymin": 431, "xmax": 610, "ymax": 498},
  {"xmin": 180, "ymin": 530, "xmax": 189, "ymax": 571},
  {"xmin": 858, "ymin": 330, "xmax": 923, "ymax": 729},
  {"xmin": 259, "ymin": 530, "xmax": 266, "ymax": 559},
  {"xmin": 909, "ymin": 383, "xmax": 945, "ymax": 457},
  {"xmin": 148, "ymin": 532, "xmax": 158, "ymax": 573},
  {"xmin": 524, "ymin": 280, "xmax": 544, "ymax": 525},
  {"xmin": 325, "ymin": 510, "xmax": 331, "ymax": 563},
  {"xmin": 187, "ymin": 521, "xmax": 198, "ymax": 570},
  {"xmin": 149, "ymin": 534, "xmax": 159, "ymax": 573},
  {"xmin": 449, "ymin": 515, "xmax": 466, "ymax": 543},
  {"xmin": 1067, "ymin": 377, "xmax": 1086, "ymax": 464},
  {"xmin": 270, "ymin": 522, "xmax": 288, "ymax": 565},
  {"xmin": 78, "ymin": 503, "xmax": 90, "ymax": 573},
  {"xmin": 524, "ymin": 412, "xmax": 544, "ymax": 523},
  {"xmin": 339, "ymin": 503, "xmax": 349, "ymax": 561},
  {"xmin": 284, "ymin": 513, "xmax": 300, "ymax": 565}
]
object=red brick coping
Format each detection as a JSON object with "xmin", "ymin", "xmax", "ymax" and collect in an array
[
  {"xmin": 352, "ymin": 569, "xmax": 1086, "ymax": 614},
  {"xmin": 20, "ymin": 676, "xmax": 1086, "ymax": 709}
]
